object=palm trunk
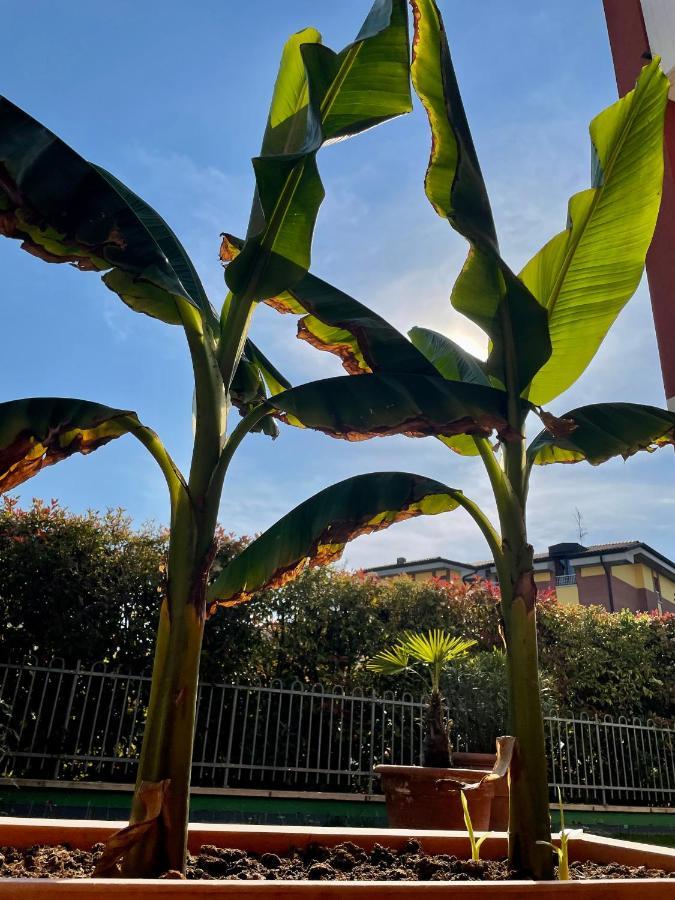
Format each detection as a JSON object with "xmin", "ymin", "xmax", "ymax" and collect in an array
[{"xmin": 422, "ymin": 689, "xmax": 451, "ymax": 767}]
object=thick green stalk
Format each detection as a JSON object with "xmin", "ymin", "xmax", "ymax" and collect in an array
[
  {"xmin": 500, "ymin": 561, "xmax": 552, "ymax": 880},
  {"xmin": 474, "ymin": 434, "xmax": 552, "ymax": 879},
  {"xmin": 498, "ymin": 477, "xmax": 552, "ymax": 877},
  {"xmin": 122, "ymin": 492, "xmax": 205, "ymax": 876},
  {"xmin": 122, "ymin": 302, "xmax": 226, "ymax": 877}
]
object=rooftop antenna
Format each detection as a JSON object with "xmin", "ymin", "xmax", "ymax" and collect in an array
[{"xmin": 574, "ymin": 508, "xmax": 588, "ymax": 544}]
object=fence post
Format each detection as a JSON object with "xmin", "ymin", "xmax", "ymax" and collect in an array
[
  {"xmin": 368, "ymin": 690, "xmax": 376, "ymax": 795},
  {"xmin": 594, "ymin": 716, "xmax": 608, "ymax": 806},
  {"xmin": 54, "ymin": 660, "xmax": 80, "ymax": 780}
]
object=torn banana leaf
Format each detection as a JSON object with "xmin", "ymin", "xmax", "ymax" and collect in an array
[
  {"xmin": 0, "ymin": 397, "xmax": 184, "ymax": 503},
  {"xmin": 521, "ymin": 60, "xmax": 668, "ymax": 406},
  {"xmin": 222, "ymin": 234, "xmax": 435, "ymax": 377},
  {"xmin": 268, "ymin": 373, "xmax": 517, "ymax": 442},
  {"xmin": 224, "ymin": 0, "xmax": 411, "ymax": 303},
  {"xmin": 409, "ymin": 0, "xmax": 550, "ymax": 393},
  {"xmin": 207, "ymin": 471, "xmax": 463, "ymax": 606},
  {"xmin": 528, "ymin": 403, "xmax": 675, "ymax": 467},
  {"xmin": 280, "ymin": 272, "xmax": 438, "ymax": 375},
  {"xmin": 0, "ymin": 99, "xmax": 214, "ymax": 328}
]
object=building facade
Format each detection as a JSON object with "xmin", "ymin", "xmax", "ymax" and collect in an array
[{"xmin": 365, "ymin": 542, "xmax": 675, "ymax": 615}]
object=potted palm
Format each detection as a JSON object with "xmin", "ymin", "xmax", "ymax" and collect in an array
[{"xmin": 367, "ymin": 630, "xmax": 502, "ymax": 831}]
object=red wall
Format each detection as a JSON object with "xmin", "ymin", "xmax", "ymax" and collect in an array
[{"xmin": 576, "ymin": 573, "xmax": 660, "ymax": 613}]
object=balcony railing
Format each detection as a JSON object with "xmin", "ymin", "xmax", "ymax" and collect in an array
[{"xmin": 555, "ymin": 574, "xmax": 577, "ymax": 586}]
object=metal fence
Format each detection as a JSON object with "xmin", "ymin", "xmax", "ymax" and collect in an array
[
  {"xmin": 0, "ymin": 658, "xmax": 672, "ymax": 804},
  {"xmin": 546, "ymin": 712, "xmax": 674, "ymax": 806}
]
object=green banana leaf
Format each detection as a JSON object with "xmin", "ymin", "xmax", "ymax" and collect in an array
[
  {"xmin": 221, "ymin": 234, "xmax": 436, "ymax": 376},
  {"xmin": 245, "ymin": 339, "xmax": 291, "ymax": 397},
  {"xmin": 408, "ymin": 326, "xmax": 492, "ymax": 456},
  {"xmin": 93, "ymin": 166, "xmax": 217, "ymax": 331},
  {"xmin": 224, "ymin": 0, "xmax": 411, "ymax": 303},
  {"xmin": 0, "ymin": 99, "xmax": 210, "ymax": 327},
  {"xmin": 268, "ymin": 373, "xmax": 516, "ymax": 442},
  {"xmin": 285, "ymin": 274, "xmax": 437, "ymax": 374},
  {"xmin": 0, "ymin": 398, "xmax": 184, "ymax": 501},
  {"xmin": 408, "ymin": 326, "xmax": 489, "ymax": 386},
  {"xmin": 207, "ymin": 471, "xmax": 463, "ymax": 606},
  {"xmin": 304, "ymin": 0, "xmax": 411, "ymax": 143},
  {"xmin": 222, "ymin": 236, "xmax": 493, "ymax": 457},
  {"xmin": 230, "ymin": 340, "xmax": 292, "ymax": 439},
  {"xmin": 520, "ymin": 60, "xmax": 668, "ymax": 406},
  {"xmin": 409, "ymin": 0, "xmax": 550, "ymax": 394},
  {"xmin": 527, "ymin": 403, "xmax": 675, "ymax": 466}
]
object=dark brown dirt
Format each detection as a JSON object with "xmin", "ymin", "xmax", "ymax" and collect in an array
[{"xmin": 0, "ymin": 839, "xmax": 671, "ymax": 881}]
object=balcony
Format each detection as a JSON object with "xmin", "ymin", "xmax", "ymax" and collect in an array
[{"xmin": 555, "ymin": 574, "xmax": 577, "ymax": 586}]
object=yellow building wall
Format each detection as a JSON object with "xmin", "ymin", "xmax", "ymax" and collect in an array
[
  {"xmin": 659, "ymin": 574, "xmax": 675, "ymax": 605},
  {"xmin": 579, "ymin": 565, "xmax": 605, "ymax": 578},
  {"xmin": 397, "ymin": 568, "xmax": 455, "ymax": 582},
  {"xmin": 612, "ymin": 564, "xmax": 648, "ymax": 590},
  {"xmin": 381, "ymin": 562, "xmax": 675, "ymax": 605},
  {"xmin": 556, "ymin": 584, "xmax": 579, "ymax": 606}
]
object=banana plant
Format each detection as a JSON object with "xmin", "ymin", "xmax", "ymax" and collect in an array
[
  {"xmin": 0, "ymin": 1, "xmax": 520, "ymax": 878},
  {"xmin": 367, "ymin": 630, "xmax": 476, "ymax": 767},
  {"xmin": 240, "ymin": 0, "xmax": 675, "ymax": 880},
  {"xmin": 461, "ymin": 791, "xmax": 491, "ymax": 863}
]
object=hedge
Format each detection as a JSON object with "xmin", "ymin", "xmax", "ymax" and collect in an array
[{"xmin": 1, "ymin": 498, "xmax": 672, "ymax": 722}]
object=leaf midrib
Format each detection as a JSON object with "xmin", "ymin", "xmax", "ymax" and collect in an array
[
  {"xmin": 257, "ymin": 41, "xmax": 365, "ymax": 271},
  {"xmin": 319, "ymin": 43, "xmax": 363, "ymax": 122},
  {"xmin": 260, "ymin": 161, "xmax": 307, "ymax": 258},
  {"xmin": 540, "ymin": 72, "xmax": 652, "ymax": 320}
]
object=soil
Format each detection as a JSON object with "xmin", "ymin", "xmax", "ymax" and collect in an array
[{"xmin": 0, "ymin": 839, "xmax": 671, "ymax": 881}]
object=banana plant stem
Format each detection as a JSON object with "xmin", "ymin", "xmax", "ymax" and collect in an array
[
  {"xmin": 499, "ymin": 475, "xmax": 553, "ymax": 879},
  {"xmin": 473, "ymin": 434, "xmax": 553, "ymax": 879}
]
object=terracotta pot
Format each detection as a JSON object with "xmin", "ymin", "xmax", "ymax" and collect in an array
[
  {"xmin": 452, "ymin": 752, "xmax": 509, "ymax": 832},
  {"xmin": 373, "ymin": 764, "xmax": 495, "ymax": 830},
  {"xmin": 0, "ymin": 818, "xmax": 673, "ymax": 896}
]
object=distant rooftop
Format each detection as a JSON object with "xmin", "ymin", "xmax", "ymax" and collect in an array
[{"xmin": 366, "ymin": 541, "xmax": 675, "ymax": 577}]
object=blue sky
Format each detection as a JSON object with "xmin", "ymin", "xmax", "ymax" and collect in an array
[{"xmin": 3, "ymin": 0, "xmax": 674, "ymax": 568}]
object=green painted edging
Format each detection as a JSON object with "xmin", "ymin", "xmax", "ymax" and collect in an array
[
  {"xmin": 551, "ymin": 808, "xmax": 674, "ymax": 831},
  {"xmin": 550, "ymin": 808, "xmax": 675, "ymax": 848},
  {"xmin": 1, "ymin": 786, "xmax": 672, "ymax": 836},
  {"xmin": 0, "ymin": 787, "xmax": 387, "ymax": 827},
  {"xmin": 0, "ymin": 788, "xmax": 384, "ymax": 817}
]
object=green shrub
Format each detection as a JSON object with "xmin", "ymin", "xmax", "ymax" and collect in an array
[
  {"xmin": 0, "ymin": 497, "xmax": 247, "ymax": 670},
  {"xmin": 537, "ymin": 598, "xmax": 674, "ymax": 722},
  {"xmin": 1, "ymin": 498, "xmax": 672, "ymax": 722}
]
